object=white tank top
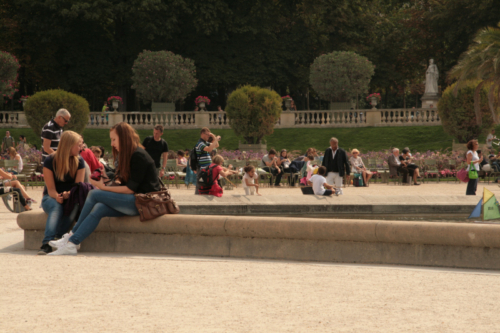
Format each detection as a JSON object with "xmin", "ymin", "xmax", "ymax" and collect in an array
[{"xmin": 466, "ymin": 150, "xmax": 479, "ymax": 171}]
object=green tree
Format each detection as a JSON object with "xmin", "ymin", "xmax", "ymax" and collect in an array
[
  {"xmin": 449, "ymin": 22, "xmax": 500, "ymax": 125},
  {"xmin": 131, "ymin": 50, "xmax": 197, "ymax": 103},
  {"xmin": 24, "ymin": 89, "xmax": 90, "ymax": 136},
  {"xmin": 0, "ymin": 51, "xmax": 19, "ymax": 99},
  {"xmin": 309, "ymin": 51, "xmax": 375, "ymax": 104},
  {"xmin": 226, "ymin": 85, "xmax": 282, "ymax": 144},
  {"xmin": 438, "ymin": 81, "xmax": 497, "ymax": 143}
]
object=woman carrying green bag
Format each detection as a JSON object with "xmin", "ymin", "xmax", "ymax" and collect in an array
[{"xmin": 466, "ymin": 140, "xmax": 482, "ymax": 195}]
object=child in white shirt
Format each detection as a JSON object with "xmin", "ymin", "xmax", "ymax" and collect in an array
[
  {"xmin": 307, "ymin": 166, "xmax": 335, "ymax": 196},
  {"xmin": 242, "ymin": 165, "xmax": 261, "ymax": 196}
]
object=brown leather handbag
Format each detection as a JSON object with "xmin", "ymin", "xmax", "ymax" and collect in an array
[{"xmin": 135, "ymin": 178, "xmax": 180, "ymax": 222}]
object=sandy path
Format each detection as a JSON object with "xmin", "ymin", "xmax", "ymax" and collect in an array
[
  {"xmin": 1, "ymin": 254, "xmax": 499, "ymax": 333},
  {"xmin": 1, "ymin": 184, "xmax": 500, "ymax": 332}
]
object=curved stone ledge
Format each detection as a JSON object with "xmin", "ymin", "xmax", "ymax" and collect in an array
[{"xmin": 17, "ymin": 211, "xmax": 500, "ymax": 248}]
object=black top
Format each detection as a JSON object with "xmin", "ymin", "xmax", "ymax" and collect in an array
[
  {"xmin": 142, "ymin": 136, "xmax": 169, "ymax": 168},
  {"xmin": 321, "ymin": 147, "xmax": 351, "ymax": 177},
  {"xmin": 41, "ymin": 119, "xmax": 63, "ymax": 161},
  {"xmin": 122, "ymin": 147, "xmax": 161, "ymax": 194},
  {"xmin": 43, "ymin": 155, "xmax": 85, "ymax": 195}
]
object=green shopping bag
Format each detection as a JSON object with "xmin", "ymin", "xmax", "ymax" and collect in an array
[{"xmin": 468, "ymin": 162, "xmax": 478, "ymax": 180}]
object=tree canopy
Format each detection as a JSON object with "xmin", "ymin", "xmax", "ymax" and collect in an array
[{"xmin": 2, "ymin": 0, "xmax": 500, "ymax": 110}]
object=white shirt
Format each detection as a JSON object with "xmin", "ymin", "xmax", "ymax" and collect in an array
[
  {"xmin": 16, "ymin": 154, "xmax": 23, "ymax": 173},
  {"xmin": 310, "ymin": 174, "xmax": 326, "ymax": 195},
  {"xmin": 242, "ymin": 173, "xmax": 258, "ymax": 189},
  {"xmin": 394, "ymin": 154, "xmax": 401, "ymax": 165},
  {"xmin": 466, "ymin": 150, "xmax": 480, "ymax": 171},
  {"xmin": 487, "ymin": 134, "xmax": 494, "ymax": 147},
  {"xmin": 331, "ymin": 148, "xmax": 337, "ymax": 160}
]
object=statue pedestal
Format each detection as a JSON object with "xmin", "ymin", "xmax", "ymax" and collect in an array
[{"xmin": 421, "ymin": 94, "xmax": 440, "ymax": 109}]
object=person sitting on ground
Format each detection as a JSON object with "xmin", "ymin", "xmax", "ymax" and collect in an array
[
  {"xmin": 38, "ymin": 131, "xmax": 86, "ymax": 255},
  {"xmin": 306, "ymin": 155, "xmax": 318, "ymax": 182},
  {"xmin": 349, "ymin": 149, "xmax": 372, "ymax": 187},
  {"xmin": 307, "ymin": 166, "xmax": 335, "ymax": 196},
  {"xmin": 0, "ymin": 168, "xmax": 33, "ymax": 210},
  {"xmin": 261, "ymin": 149, "xmax": 283, "ymax": 187},
  {"xmin": 48, "ymin": 122, "xmax": 161, "ymax": 256},
  {"xmin": 400, "ymin": 148, "xmax": 421, "ymax": 185},
  {"xmin": 199, "ymin": 155, "xmax": 233, "ymax": 197},
  {"xmin": 242, "ymin": 165, "xmax": 261, "ymax": 196},
  {"xmin": 7, "ymin": 147, "xmax": 23, "ymax": 174},
  {"xmin": 176, "ymin": 150, "xmax": 187, "ymax": 172},
  {"xmin": 388, "ymin": 148, "xmax": 409, "ymax": 184}
]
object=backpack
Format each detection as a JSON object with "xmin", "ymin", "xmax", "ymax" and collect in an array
[
  {"xmin": 198, "ymin": 164, "xmax": 217, "ymax": 191},
  {"xmin": 189, "ymin": 146, "xmax": 199, "ymax": 171}
]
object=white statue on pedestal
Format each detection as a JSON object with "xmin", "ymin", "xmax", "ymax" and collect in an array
[{"xmin": 424, "ymin": 58, "xmax": 439, "ymax": 95}]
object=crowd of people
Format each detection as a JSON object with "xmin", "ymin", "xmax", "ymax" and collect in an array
[{"xmin": 0, "ymin": 108, "xmax": 496, "ymax": 256}]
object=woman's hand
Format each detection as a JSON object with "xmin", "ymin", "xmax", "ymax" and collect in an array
[
  {"xmin": 62, "ymin": 191, "xmax": 70, "ymax": 200},
  {"xmin": 56, "ymin": 193, "xmax": 64, "ymax": 204},
  {"xmin": 90, "ymin": 177, "xmax": 105, "ymax": 190}
]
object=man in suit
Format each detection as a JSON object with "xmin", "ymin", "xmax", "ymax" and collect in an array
[
  {"xmin": 388, "ymin": 148, "xmax": 409, "ymax": 184},
  {"xmin": 321, "ymin": 137, "xmax": 350, "ymax": 195}
]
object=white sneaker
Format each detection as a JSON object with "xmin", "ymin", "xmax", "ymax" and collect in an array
[
  {"xmin": 48, "ymin": 242, "xmax": 78, "ymax": 256},
  {"xmin": 49, "ymin": 232, "xmax": 80, "ymax": 250}
]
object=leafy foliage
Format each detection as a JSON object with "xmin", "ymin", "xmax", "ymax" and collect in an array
[
  {"xmin": 310, "ymin": 51, "xmax": 375, "ymax": 103},
  {"xmin": 0, "ymin": 51, "xmax": 19, "ymax": 99},
  {"xmin": 438, "ymin": 81, "xmax": 498, "ymax": 143},
  {"xmin": 449, "ymin": 21, "xmax": 500, "ymax": 125},
  {"xmin": 131, "ymin": 50, "xmax": 197, "ymax": 103},
  {"xmin": 225, "ymin": 85, "xmax": 282, "ymax": 144},
  {"xmin": 24, "ymin": 89, "xmax": 90, "ymax": 136}
]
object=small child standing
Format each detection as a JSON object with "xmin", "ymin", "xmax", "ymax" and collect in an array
[
  {"xmin": 242, "ymin": 165, "xmax": 261, "ymax": 196},
  {"xmin": 308, "ymin": 166, "xmax": 335, "ymax": 196}
]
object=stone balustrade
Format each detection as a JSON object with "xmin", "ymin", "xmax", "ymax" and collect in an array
[{"xmin": 0, "ymin": 108, "xmax": 440, "ymax": 130}]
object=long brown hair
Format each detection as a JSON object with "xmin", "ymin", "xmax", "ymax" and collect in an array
[{"xmin": 111, "ymin": 122, "xmax": 141, "ymax": 182}]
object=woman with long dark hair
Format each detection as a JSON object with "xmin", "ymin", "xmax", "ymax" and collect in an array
[{"xmin": 49, "ymin": 122, "xmax": 161, "ymax": 255}]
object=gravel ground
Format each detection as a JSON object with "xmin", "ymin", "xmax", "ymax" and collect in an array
[{"xmin": 1, "ymin": 183, "xmax": 500, "ymax": 332}]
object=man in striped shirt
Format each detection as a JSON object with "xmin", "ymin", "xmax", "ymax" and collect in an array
[
  {"xmin": 194, "ymin": 127, "xmax": 220, "ymax": 194},
  {"xmin": 41, "ymin": 109, "xmax": 71, "ymax": 161}
]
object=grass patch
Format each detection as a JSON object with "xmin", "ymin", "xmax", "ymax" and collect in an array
[{"xmin": 3, "ymin": 125, "xmax": 496, "ymax": 155}]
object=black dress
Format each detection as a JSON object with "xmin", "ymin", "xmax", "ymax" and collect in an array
[{"xmin": 399, "ymin": 155, "xmax": 418, "ymax": 176}]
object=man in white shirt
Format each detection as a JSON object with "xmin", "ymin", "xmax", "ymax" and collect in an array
[
  {"xmin": 307, "ymin": 166, "xmax": 335, "ymax": 196},
  {"xmin": 486, "ymin": 129, "xmax": 496, "ymax": 152}
]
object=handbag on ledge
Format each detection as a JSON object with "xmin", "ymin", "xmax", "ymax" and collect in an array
[{"xmin": 135, "ymin": 178, "xmax": 180, "ymax": 222}]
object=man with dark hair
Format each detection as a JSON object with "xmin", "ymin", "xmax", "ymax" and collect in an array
[
  {"xmin": 322, "ymin": 137, "xmax": 350, "ymax": 195},
  {"xmin": 41, "ymin": 108, "xmax": 71, "ymax": 162},
  {"xmin": 308, "ymin": 166, "xmax": 335, "ymax": 196},
  {"xmin": 261, "ymin": 148, "xmax": 283, "ymax": 187},
  {"xmin": 142, "ymin": 125, "xmax": 169, "ymax": 177},
  {"xmin": 195, "ymin": 127, "xmax": 220, "ymax": 194}
]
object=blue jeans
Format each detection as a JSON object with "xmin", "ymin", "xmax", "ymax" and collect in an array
[
  {"xmin": 69, "ymin": 190, "xmax": 138, "ymax": 245},
  {"xmin": 41, "ymin": 195, "xmax": 75, "ymax": 244}
]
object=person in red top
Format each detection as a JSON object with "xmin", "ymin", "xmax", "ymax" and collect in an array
[
  {"xmin": 78, "ymin": 136, "xmax": 103, "ymax": 173},
  {"xmin": 199, "ymin": 155, "xmax": 234, "ymax": 197}
]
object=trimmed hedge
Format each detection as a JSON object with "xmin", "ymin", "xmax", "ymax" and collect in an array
[{"xmin": 24, "ymin": 89, "xmax": 90, "ymax": 136}]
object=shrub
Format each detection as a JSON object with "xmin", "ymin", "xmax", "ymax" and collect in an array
[
  {"xmin": 310, "ymin": 51, "xmax": 374, "ymax": 103},
  {"xmin": 24, "ymin": 89, "xmax": 90, "ymax": 136},
  {"xmin": 0, "ymin": 51, "xmax": 20, "ymax": 99},
  {"xmin": 439, "ymin": 80, "xmax": 499, "ymax": 143},
  {"xmin": 131, "ymin": 50, "xmax": 197, "ymax": 103},
  {"xmin": 226, "ymin": 85, "xmax": 282, "ymax": 144}
]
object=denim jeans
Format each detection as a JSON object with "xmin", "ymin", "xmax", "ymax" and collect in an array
[
  {"xmin": 69, "ymin": 190, "xmax": 139, "ymax": 245},
  {"xmin": 41, "ymin": 195, "xmax": 75, "ymax": 244}
]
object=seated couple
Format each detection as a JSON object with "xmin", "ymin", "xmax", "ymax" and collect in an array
[
  {"xmin": 307, "ymin": 166, "xmax": 336, "ymax": 196},
  {"xmin": 38, "ymin": 123, "xmax": 162, "ymax": 255},
  {"xmin": 388, "ymin": 148, "xmax": 421, "ymax": 185}
]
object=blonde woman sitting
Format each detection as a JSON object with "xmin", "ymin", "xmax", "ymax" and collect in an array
[
  {"xmin": 8, "ymin": 147, "xmax": 23, "ymax": 174},
  {"xmin": 349, "ymin": 149, "xmax": 372, "ymax": 186}
]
